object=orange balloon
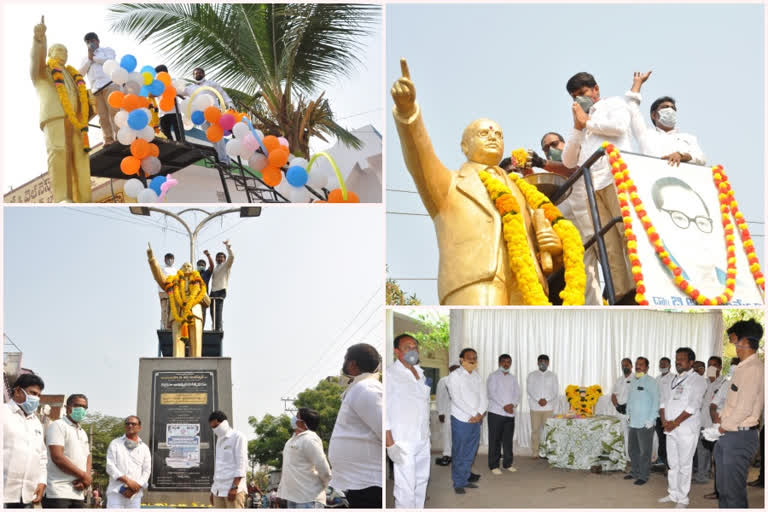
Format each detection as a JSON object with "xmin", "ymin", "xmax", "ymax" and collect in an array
[
  {"xmin": 130, "ymin": 138, "xmax": 150, "ymax": 159},
  {"xmin": 120, "ymin": 156, "xmax": 141, "ymax": 175},
  {"xmin": 262, "ymin": 165, "xmax": 282, "ymax": 187},
  {"xmin": 136, "ymin": 96, "xmax": 150, "ymax": 109},
  {"xmin": 162, "ymin": 86, "xmax": 176, "ymax": 99},
  {"xmin": 204, "ymin": 106, "xmax": 221, "ymax": 124},
  {"xmin": 156, "ymin": 71, "xmax": 172, "ymax": 86},
  {"xmin": 328, "ymin": 189, "xmax": 360, "ymax": 203},
  {"xmin": 206, "ymin": 124, "xmax": 224, "ymax": 143},
  {"xmin": 108, "ymin": 91, "xmax": 125, "ymax": 109},
  {"xmin": 121, "ymin": 94, "xmax": 139, "ymax": 111},
  {"xmin": 159, "ymin": 97, "xmax": 174, "ymax": 112},
  {"xmin": 262, "ymin": 135, "xmax": 280, "ymax": 153},
  {"xmin": 148, "ymin": 143, "xmax": 160, "ymax": 158},
  {"xmin": 267, "ymin": 147, "xmax": 290, "ymax": 168}
]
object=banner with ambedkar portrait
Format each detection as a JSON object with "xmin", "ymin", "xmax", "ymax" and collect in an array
[{"xmin": 618, "ymin": 152, "xmax": 763, "ymax": 307}]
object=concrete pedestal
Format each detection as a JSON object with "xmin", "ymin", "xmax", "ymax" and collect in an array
[{"xmin": 137, "ymin": 357, "xmax": 232, "ymax": 506}]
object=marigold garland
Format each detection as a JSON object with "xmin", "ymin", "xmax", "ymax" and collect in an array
[
  {"xmin": 149, "ymin": 97, "xmax": 161, "ymax": 133},
  {"xmin": 565, "ymin": 384, "xmax": 603, "ymax": 417},
  {"xmin": 510, "ymin": 147, "xmax": 529, "ymax": 169},
  {"xmin": 165, "ymin": 270, "xmax": 207, "ymax": 342},
  {"xmin": 478, "ymin": 169, "xmax": 586, "ymax": 305},
  {"xmin": 605, "ymin": 143, "xmax": 764, "ymax": 305},
  {"xmin": 47, "ymin": 59, "xmax": 90, "ymax": 152}
]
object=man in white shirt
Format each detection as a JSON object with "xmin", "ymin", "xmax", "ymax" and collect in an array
[
  {"xmin": 655, "ymin": 357, "xmax": 674, "ymax": 469},
  {"xmin": 329, "ymin": 343, "xmax": 383, "ymax": 508},
  {"xmin": 184, "ymin": 67, "xmax": 234, "ymax": 165},
  {"xmin": 447, "ymin": 348, "xmax": 487, "ymax": 494},
  {"xmin": 209, "ymin": 411, "xmax": 248, "ymax": 508},
  {"xmin": 561, "ymin": 71, "xmax": 634, "ymax": 305},
  {"xmin": 486, "ymin": 354, "xmax": 520, "ymax": 475},
  {"xmin": 105, "ymin": 416, "xmax": 151, "ymax": 508},
  {"xmin": 79, "ymin": 32, "xmax": 120, "ymax": 145},
  {"xmin": 159, "ymin": 253, "xmax": 177, "ymax": 329},
  {"xmin": 658, "ymin": 347, "xmax": 708, "ymax": 507},
  {"xmin": 44, "ymin": 394, "xmax": 92, "ymax": 508},
  {"xmin": 435, "ymin": 364, "xmax": 459, "ymax": 466},
  {"xmin": 278, "ymin": 408, "xmax": 331, "ymax": 508},
  {"xmin": 210, "ymin": 241, "xmax": 234, "ymax": 332},
  {"xmin": 526, "ymin": 354, "xmax": 559, "ymax": 457},
  {"xmin": 155, "ymin": 65, "xmax": 181, "ymax": 141},
  {"xmin": 694, "ymin": 356, "xmax": 724, "ymax": 484},
  {"xmin": 385, "ymin": 334, "xmax": 430, "ymax": 508},
  {"xmin": 612, "ymin": 358, "xmax": 635, "ymax": 457},
  {"xmin": 626, "ymin": 71, "xmax": 706, "ymax": 167},
  {"xmin": 3, "ymin": 374, "xmax": 48, "ymax": 508}
]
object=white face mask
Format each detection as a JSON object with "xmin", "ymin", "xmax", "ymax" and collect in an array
[
  {"xmin": 707, "ymin": 366, "xmax": 718, "ymax": 378},
  {"xmin": 213, "ymin": 420, "xmax": 231, "ymax": 437},
  {"xmin": 660, "ymin": 367, "xmax": 670, "ymax": 375},
  {"xmin": 656, "ymin": 107, "xmax": 677, "ymax": 128}
]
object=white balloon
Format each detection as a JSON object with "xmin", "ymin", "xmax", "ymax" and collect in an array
[
  {"xmin": 288, "ymin": 187, "xmax": 310, "ymax": 203},
  {"xmin": 275, "ymin": 179, "xmax": 292, "ymax": 197},
  {"xmin": 226, "ymin": 140, "xmax": 242, "ymax": 159},
  {"xmin": 103, "ymin": 60, "xmax": 119, "ymax": 76},
  {"xmin": 117, "ymin": 127, "xmax": 137, "ymax": 145},
  {"xmin": 289, "ymin": 157, "xmax": 308, "ymax": 169},
  {"xmin": 123, "ymin": 178, "xmax": 144, "ymax": 198},
  {"xmin": 232, "ymin": 122, "xmax": 250, "ymax": 139},
  {"xmin": 111, "ymin": 67, "xmax": 128, "ymax": 85},
  {"xmin": 172, "ymin": 79, "xmax": 186, "ymax": 92},
  {"xmin": 192, "ymin": 94, "xmax": 214, "ymax": 111},
  {"xmin": 123, "ymin": 81, "xmax": 141, "ymax": 95},
  {"xmin": 239, "ymin": 145, "xmax": 253, "ymax": 160},
  {"xmin": 248, "ymin": 153, "xmax": 267, "ymax": 172},
  {"xmin": 137, "ymin": 188, "xmax": 159, "ymax": 203},
  {"xmin": 114, "ymin": 110, "xmax": 129, "ymax": 128},
  {"xmin": 139, "ymin": 126, "xmax": 155, "ymax": 141},
  {"xmin": 308, "ymin": 170, "xmax": 328, "ymax": 188},
  {"xmin": 141, "ymin": 156, "xmax": 162, "ymax": 176}
]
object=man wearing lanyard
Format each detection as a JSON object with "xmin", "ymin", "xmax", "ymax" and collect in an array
[
  {"xmin": 714, "ymin": 319, "xmax": 764, "ymax": 508},
  {"xmin": 658, "ymin": 347, "xmax": 707, "ymax": 508},
  {"xmin": 486, "ymin": 354, "xmax": 520, "ymax": 475},
  {"xmin": 79, "ymin": 33, "xmax": 120, "ymax": 145},
  {"xmin": 385, "ymin": 334, "xmax": 431, "ymax": 508}
]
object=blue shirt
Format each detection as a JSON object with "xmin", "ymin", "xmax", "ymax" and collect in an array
[{"xmin": 626, "ymin": 374, "xmax": 659, "ymax": 428}]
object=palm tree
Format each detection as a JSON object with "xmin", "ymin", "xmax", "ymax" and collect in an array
[{"xmin": 107, "ymin": 3, "xmax": 379, "ymax": 157}]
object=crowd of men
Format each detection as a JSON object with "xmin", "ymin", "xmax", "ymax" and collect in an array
[
  {"xmin": 386, "ymin": 319, "xmax": 763, "ymax": 509},
  {"xmin": 3, "ymin": 344, "xmax": 384, "ymax": 509}
]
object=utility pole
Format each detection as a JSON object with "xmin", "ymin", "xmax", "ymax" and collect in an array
[{"xmin": 280, "ymin": 397, "xmax": 297, "ymax": 413}]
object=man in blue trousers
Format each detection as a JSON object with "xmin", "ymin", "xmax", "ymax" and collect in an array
[{"xmin": 447, "ymin": 348, "xmax": 487, "ymax": 494}]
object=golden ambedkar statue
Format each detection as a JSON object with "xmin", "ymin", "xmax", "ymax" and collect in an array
[
  {"xmin": 392, "ymin": 59, "xmax": 563, "ymax": 305},
  {"xmin": 147, "ymin": 244, "xmax": 210, "ymax": 358},
  {"xmin": 31, "ymin": 16, "xmax": 93, "ymax": 203}
]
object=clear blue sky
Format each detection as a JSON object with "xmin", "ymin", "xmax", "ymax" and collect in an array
[
  {"xmin": 4, "ymin": 206, "xmax": 384, "ymax": 438},
  {"xmin": 386, "ymin": 3, "xmax": 765, "ymax": 305}
]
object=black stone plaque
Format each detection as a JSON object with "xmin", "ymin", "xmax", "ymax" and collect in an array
[{"xmin": 150, "ymin": 370, "xmax": 217, "ymax": 490}]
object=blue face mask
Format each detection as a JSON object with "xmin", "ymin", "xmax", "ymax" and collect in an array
[
  {"xmin": 290, "ymin": 415, "xmax": 297, "ymax": 429},
  {"xmin": 70, "ymin": 406, "xmax": 87, "ymax": 423},
  {"xmin": 575, "ymin": 95, "xmax": 594, "ymax": 114},
  {"xmin": 547, "ymin": 147, "xmax": 563, "ymax": 162},
  {"xmin": 19, "ymin": 389, "xmax": 40, "ymax": 415},
  {"xmin": 500, "ymin": 366, "xmax": 510, "ymax": 374},
  {"xmin": 403, "ymin": 349, "xmax": 419, "ymax": 366}
]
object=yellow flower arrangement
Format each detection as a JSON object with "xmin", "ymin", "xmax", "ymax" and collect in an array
[
  {"xmin": 47, "ymin": 59, "xmax": 90, "ymax": 152},
  {"xmin": 149, "ymin": 97, "xmax": 161, "ymax": 133},
  {"xmin": 165, "ymin": 270, "xmax": 207, "ymax": 342},
  {"xmin": 565, "ymin": 384, "xmax": 603, "ymax": 417},
  {"xmin": 510, "ymin": 147, "xmax": 529, "ymax": 169}
]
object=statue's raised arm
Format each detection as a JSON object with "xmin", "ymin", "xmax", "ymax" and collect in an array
[
  {"xmin": 31, "ymin": 16, "xmax": 47, "ymax": 82},
  {"xmin": 147, "ymin": 243, "xmax": 168, "ymax": 289}
]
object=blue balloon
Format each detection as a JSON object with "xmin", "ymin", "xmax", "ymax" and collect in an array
[
  {"xmin": 150, "ymin": 176, "xmax": 166, "ymax": 195},
  {"xmin": 127, "ymin": 109, "xmax": 149, "ymax": 130},
  {"xmin": 191, "ymin": 110, "xmax": 205, "ymax": 125},
  {"xmin": 139, "ymin": 65, "xmax": 156, "ymax": 78},
  {"xmin": 148, "ymin": 80, "xmax": 165, "ymax": 96},
  {"xmin": 286, "ymin": 166, "xmax": 308, "ymax": 187},
  {"xmin": 120, "ymin": 54, "xmax": 137, "ymax": 73},
  {"xmin": 139, "ymin": 85, "xmax": 150, "ymax": 97}
]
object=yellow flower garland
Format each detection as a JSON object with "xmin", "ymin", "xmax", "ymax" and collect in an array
[
  {"xmin": 164, "ymin": 270, "xmax": 207, "ymax": 341},
  {"xmin": 565, "ymin": 384, "xmax": 603, "ymax": 417},
  {"xmin": 47, "ymin": 59, "xmax": 90, "ymax": 152}
]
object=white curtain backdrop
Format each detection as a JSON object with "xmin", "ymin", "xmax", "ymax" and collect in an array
[{"xmin": 448, "ymin": 309, "xmax": 723, "ymax": 451}]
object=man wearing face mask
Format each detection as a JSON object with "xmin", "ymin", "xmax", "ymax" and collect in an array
[
  {"xmin": 44, "ymin": 394, "xmax": 92, "ymax": 508},
  {"xmin": 694, "ymin": 356, "xmax": 724, "ymax": 484},
  {"xmin": 105, "ymin": 416, "xmax": 151, "ymax": 508},
  {"xmin": 209, "ymin": 411, "xmax": 248, "ymax": 508},
  {"xmin": 198, "ymin": 250, "xmax": 214, "ymax": 328},
  {"xmin": 626, "ymin": 71, "xmax": 706, "ymax": 167},
  {"xmin": 210, "ymin": 241, "xmax": 234, "ymax": 332},
  {"xmin": 385, "ymin": 334, "xmax": 431, "ymax": 508},
  {"xmin": 3, "ymin": 374, "xmax": 48, "ymax": 508},
  {"xmin": 277, "ymin": 408, "xmax": 331, "ymax": 508},
  {"xmin": 526, "ymin": 354, "xmax": 559, "ymax": 457},
  {"xmin": 184, "ymin": 67, "xmax": 234, "ymax": 165},
  {"xmin": 537, "ymin": 132, "xmax": 578, "ymax": 179},
  {"xmin": 658, "ymin": 347, "xmax": 707, "ymax": 508},
  {"xmin": 446, "ymin": 348, "xmax": 487, "ymax": 494},
  {"xmin": 655, "ymin": 357, "xmax": 674, "ymax": 470},
  {"xmin": 329, "ymin": 343, "xmax": 383, "ymax": 508},
  {"xmin": 713, "ymin": 320, "xmax": 764, "ymax": 508},
  {"xmin": 626, "ymin": 357, "xmax": 659, "ymax": 486},
  {"xmin": 435, "ymin": 364, "xmax": 459, "ymax": 466},
  {"xmin": 612, "ymin": 358, "xmax": 635, "ymax": 458},
  {"xmin": 158, "ymin": 253, "xmax": 177, "ymax": 329},
  {"xmin": 486, "ymin": 354, "xmax": 520, "ymax": 475},
  {"xmin": 693, "ymin": 361, "xmax": 706, "ymax": 377},
  {"xmin": 79, "ymin": 32, "xmax": 120, "ymax": 146},
  {"xmin": 561, "ymin": 71, "xmax": 635, "ymax": 305}
]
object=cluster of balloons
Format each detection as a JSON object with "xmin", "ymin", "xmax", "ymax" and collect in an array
[{"xmin": 124, "ymin": 174, "xmax": 179, "ymax": 203}]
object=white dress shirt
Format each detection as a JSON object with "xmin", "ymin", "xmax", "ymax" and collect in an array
[
  {"xmin": 700, "ymin": 375, "xmax": 727, "ymax": 429},
  {"xmin": 526, "ymin": 370, "xmax": 559, "ymax": 412},
  {"xmin": 446, "ymin": 366, "xmax": 487, "ymax": 422},
  {"xmin": 625, "ymin": 91, "xmax": 706, "ymax": 165},
  {"xmin": 713, "ymin": 376, "xmax": 730, "ymax": 413},
  {"xmin": 46, "ymin": 417, "xmax": 90, "ymax": 499},
  {"xmin": 78, "ymin": 46, "xmax": 117, "ymax": 91},
  {"xmin": 3, "ymin": 401, "xmax": 47, "ymax": 504},
  {"xmin": 105, "ymin": 435, "xmax": 151, "ymax": 497},
  {"xmin": 184, "ymin": 79, "xmax": 233, "ymax": 108},
  {"xmin": 328, "ymin": 377, "xmax": 382, "ymax": 490},
  {"xmin": 656, "ymin": 371, "xmax": 675, "ymax": 406},
  {"xmin": 660, "ymin": 369, "xmax": 708, "ymax": 434},
  {"xmin": 211, "ymin": 427, "xmax": 248, "ymax": 497},
  {"xmin": 436, "ymin": 376, "xmax": 451, "ymax": 417},
  {"xmin": 486, "ymin": 369, "xmax": 521, "ymax": 417},
  {"xmin": 612, "ymin": 373, "xmax": 635, "ymax": 405},
  {"xmin": 385, "ymin": 360, "xmax": 430, "ymax": 441},
  {"xmin": 277, "ymin": 430, "xmax": 331, "ymax": 504},
  {"xmin": 210, "ymin": 246, "xmax": 234, "ymax": 293}
]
